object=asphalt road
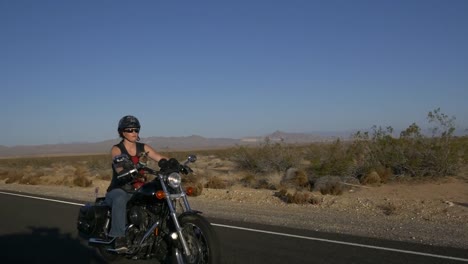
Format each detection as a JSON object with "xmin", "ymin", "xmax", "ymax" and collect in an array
[{"xmin": 0, "ymin": 191, "xmax": 467, "ymax": 264}]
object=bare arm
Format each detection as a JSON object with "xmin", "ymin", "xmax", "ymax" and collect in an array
[
  {"xmin": 144, "ymin": 144, "xmax": 168, "ymax": 162},
  {"xmin": 111, "ymin": 146, "xmax": 124, "ymax": 173},
  {"xmin": 111, "ymin": 145, "xmax": 122, "ymax": 158}
]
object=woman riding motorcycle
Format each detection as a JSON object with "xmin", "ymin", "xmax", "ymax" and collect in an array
[{"xmin": 105, "ymin": 115, "xmax": 168, "ymax": 251}]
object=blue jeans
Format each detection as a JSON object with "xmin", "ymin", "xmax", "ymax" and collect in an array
[{"xmin": 105, "ymin": 188, "xmax": 132, "ymax": 237}]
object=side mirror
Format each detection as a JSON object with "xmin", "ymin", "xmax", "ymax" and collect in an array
[{"xmin": 187, "ymin": 155, "xmax": 197, "ymax": 163}]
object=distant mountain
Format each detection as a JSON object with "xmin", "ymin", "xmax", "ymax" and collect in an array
[
  {"xmin": 0, "ymin": 136, "xmax": 244, "ymax": 158},
  {"xmin": 0, "ymin": 140, "xmax": 119, "ymax": 158},
  {"xmin": 0, "ymin": 131, "xmax": 346, "ymax": 158},
  {"xmin": 141, "ymin": 135, "xmax": 241, "ymax": 150},
  {"xmin": 241, "ymin": 130, "xmax": 349, "ymax": 144}
]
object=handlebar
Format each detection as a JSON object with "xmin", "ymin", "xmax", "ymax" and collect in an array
[
  {"xmin": 135, "ymin": 155, "xmax": 197, "ymax": 176},
  {"xmin": 116, "ymin": 168, "xmax": 138, "ymax": 179}
]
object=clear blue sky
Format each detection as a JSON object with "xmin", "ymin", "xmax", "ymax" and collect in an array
[{"xmin": 1, "ymin": 0, "xmax": 467, "ymax": 146}]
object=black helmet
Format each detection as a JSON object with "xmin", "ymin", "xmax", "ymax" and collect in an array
[{"xmin": 118, "ymin": 115, "xmax": 141, "ymax": 132}]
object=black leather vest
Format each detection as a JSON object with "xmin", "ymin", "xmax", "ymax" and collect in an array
[{"xmin": 107, "ymin": 141, "xmax": 145, "ymax": 192}]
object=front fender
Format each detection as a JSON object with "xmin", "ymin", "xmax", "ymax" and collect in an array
[{"xmin": 178, "ymin": 210, "xmax": 203, "ymax": 219}]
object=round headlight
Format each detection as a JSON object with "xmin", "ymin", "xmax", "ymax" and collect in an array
[{"xmin": 167, "ymin": 172, "xmax": 181, "ymax": 189}]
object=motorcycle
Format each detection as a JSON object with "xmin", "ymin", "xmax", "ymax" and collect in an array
[{"xmin": 77, "ymin": 155, "xmax": 220, "ymax": 263}]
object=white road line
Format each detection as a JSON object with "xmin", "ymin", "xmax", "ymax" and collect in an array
[
  {"xmin": 0, "ymin": 191, "xmax": 85, "ymax": 206},
  {"xmin": 1, "ymin": 190, "xmax": 467, "ymax": 262},
  {"xmin": 213, "ymin": 224, "xmax": 468, "ymax": 262}
]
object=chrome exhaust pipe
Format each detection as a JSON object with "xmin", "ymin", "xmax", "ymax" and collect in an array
[
  {"xmin": 89, "ymin": 238, "xmax": 129, "ymax": 253},
  {"xmin": 89, "ymin": 237, "xmax": 114, "ymax": 245}
]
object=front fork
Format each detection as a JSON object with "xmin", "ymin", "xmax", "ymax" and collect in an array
[{"xmin": 159, "ymin": 177, "xmax": 192, "ymax": 257}]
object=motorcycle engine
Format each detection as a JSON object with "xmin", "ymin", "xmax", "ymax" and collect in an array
[{"xmin": 128, "ymin": 206, "xmax": 148, "ymax": 228}]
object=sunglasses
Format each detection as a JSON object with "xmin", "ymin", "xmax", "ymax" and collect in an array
[{"xmin": 123, "ymin": 128, "xmax": 140, "ymax": 133}]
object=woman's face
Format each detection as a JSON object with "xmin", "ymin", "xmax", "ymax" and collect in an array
[{"xmin": 123, "ymin": 127, "xmax": 140, "ymax": 142}]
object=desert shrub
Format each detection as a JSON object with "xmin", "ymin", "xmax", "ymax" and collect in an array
[
  {"xmin": 0, "ymin": 170, "xmax": 9, "ymax": 180},
  {"xmin": 255, "ymin": 178, "xmax": 277, "ymax": 190},
  {"xmin": 18, "ymin": 175, "xmax": 41, "ymax": 185},
  {"xmin": 360, "ymin": 171, "xmax": 381, "ymax": 186},
  {"xmin": 86, "ymin": 158, "xmax": 111, "ymax": 179},
  {"xmin": 349, "ymin": 108, "xmax": 464, "ymax": 178},
  {"xmin": 73, "ymin": 174, "xmax": 93, "ymax": 187},
  {"xmin": 287, "ymin": 191, "xmax": 310, "ymax": 204},
  {"xmin": 96, "ymin": 170, "xmax": 112, "ymax": 180},
  {"xmin": 34, "ymin": 170, "xmax": 45, "ymax": 177},
  {"xmin": 181, "ymin": 170, "xmax": 204, "ymax": 196},
  {"xmin": 266, "ymin": 172, "xmax": 283, "ymax": 189},
  {"xmin": 319, "ymin": 182, "xmax": 344, "ymax": 195},
  {"xmin": 204, "ymin": 176, "xmax": 227, "ymax": 189},
  {"xmin": 375, "ymin": 166, "xmax": 392, "ymax": 183},
  {"xmin": 281, "ymin": 168, "xmax": 310, "ymax": 190},
  {"xmin": 274, "ymin": 189, "xmax": 321, "ymax": 204},
  {"xmin": 86, "ymin": 158, "xmax": 109, "ymax": 171},
  {"xmin": 350, "ymin": 125, "xmax": 406, "ymax": 176},
  {"xmin": 74, "ymin": 165, "xmax": 90, "ymax": 177},
  {"xmin": 231, "ymin": 139, "xmax": 301, "ymax": 175},
  {"xmin": 239, "ymin": 173, "xmax": 278, "ymax": 190},
  {"xmin": 307, "ymin": 139, "xmax": 355, "ymax": 177},
  {"xmin": 72, "ymin": 166, "xmax": 93, "ymax": 187},
  {"xmin": 240, "ymin": 174, "xmax": 256, "ymax": 187},
  {"xmin": 461, "ymin": 136, "xmax": 468, "ymax": 163},
  {"xmin": 185, "ymin": 182, "xmax": 204, "ymax": 196},
  {"xmin": 313, "ymin": 176, "xmax": 344, "ymax": 195},
  {"xmin": 5, "ymin": 171, "xmax": 24, "ymax": 184}
]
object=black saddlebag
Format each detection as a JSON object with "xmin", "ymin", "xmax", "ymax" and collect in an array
[{"xmin": 77, "ymin": 202, "xmax": 110, "ymax": 237}]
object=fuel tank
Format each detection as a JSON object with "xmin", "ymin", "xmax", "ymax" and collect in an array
[{"xmin": 130, "ymin": 180, "xmax": 164, "ymax": 204}]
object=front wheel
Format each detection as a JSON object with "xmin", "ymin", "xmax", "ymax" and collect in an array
[{"xmin": 171, "ymin": 213, "xmax": 221, "ymax": 264}]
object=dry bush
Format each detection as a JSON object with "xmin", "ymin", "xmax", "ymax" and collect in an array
[
  {"xmin": 266, "ymin": 172, "xmax": 283, "ymax": 188},
  {"xmin": 204, "ymin": 176, "xmax": 227, "ymax": 189},
  {"xmin": 309, "ymin": 195, "xmax": 322, "ymax": 205},
  {"xmin": 19, "ymin": 175, "xmax": 41, "ymax": 185},
  {"xmin": 281, "ymin": 168, "xmax": 310, "ymax": 190},
  {"xmin": 86, "ymin": 158, "xmax": 109, "ymax": 172},
  {"xmin": 288, "ymin": 191, "xmax": 311, "ymax": 204},
  {"xmin": 69, "ymin": 165, "xmax": 93, "ymax": 187},
  {"xmin": 53, "ymin": 177, "xmax": 67, "ymax": 186},
  {"xmin": 186, "ymin": 182, "xmax": 204, "ymax": 196},
  {"xmin": 239, "ymin": 174, "xmax": 278, "ymax": 190},
  {"xmin": 5, "ymin": 171, "xmax": 24, "ymax": 184},
  {"xmin": 96, "ymin": 170, "xmax": 112, "ymax": 180},
  {"xmin": 275, "ymin": 188, "xmax": 321, "ymax": 205},
  {"xmin": 350, "ymin": 109, "xmax": 464, "ymax": 178},
  {"xmin": 73, "ymin": 174, "xmax": 93, "ymax": 187},
  {"xmin": 74, "ymin": 165, "xmax": 90, "ymax": 178},
  {"xmin": 313, "ymin": 176, "xmax": 344, "ymax": 195},
  {"xmin": 254, "ymin": 178, "xmax": 277, "ymax": 190},
  {"xmin": 240, "ymin": 174, "xmax": 256, "ymax": 188},
  {"xmin": 34, "ymin": 170, "xmax": 45, "ymax": 177},
  {"xmin": 231, "ymin": 139, "xmax": 301, "ymax": 175},
  {"xmin": 319, "ymin": 182, "xmax": 343, "ymax": 195},
  {"xmin": 376, "ymin": 166, "xmax": 392, "ymax": 183},
  {"xmin": 0, "ymin": 170, "xmax": 9, "ymax": 179},
  {"xmin": 307, "ymin": 139, "xmax": 354, "ymax": 177},
  {"xmin": 182, "ymin": 169, "xmax": 202, "ymax": 183},
  {"xmin": 360, "ymin": 171, "xmax": 381, "ymax": 186},
  {"xmin": 182, "ymin": 171, "xmax": 204, "ymax": 196}
]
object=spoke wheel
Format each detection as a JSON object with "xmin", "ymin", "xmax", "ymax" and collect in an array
[{"xmin": 174, "ymin": 214, "xmax": 220, "ymax": 264}]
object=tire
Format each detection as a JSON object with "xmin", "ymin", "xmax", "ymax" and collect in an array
[{"xmin": 170, "ymin": 214, "xmax": 221, "ymax": 264}]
